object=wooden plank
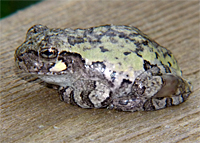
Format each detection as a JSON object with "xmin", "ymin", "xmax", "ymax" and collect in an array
[{"xmin": 1, "ymin": 0, "xmax": 199, "ymax": 142}]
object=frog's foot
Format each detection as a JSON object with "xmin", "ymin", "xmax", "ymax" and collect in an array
[
  {"xmin": 59, "ymin": 81, "xmax": 112, "ymax": 109},
  {"xmin": 144, "ymin": 74, "xmax": 192, "ymax": 111}
]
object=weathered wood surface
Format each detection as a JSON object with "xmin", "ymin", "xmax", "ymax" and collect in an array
[{"xmin": 0, "ymin": 1, "xmax": 199, "ymax": 143}]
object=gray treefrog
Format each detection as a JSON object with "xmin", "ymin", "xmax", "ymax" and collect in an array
[{"xmin": 15, "ymin": 24, "xmax": 192, "ymax": 112}]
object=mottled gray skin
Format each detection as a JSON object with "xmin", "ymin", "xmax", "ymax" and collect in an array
[{"xmin": 15, "ymin": 24, "xmax": 192, "ymax": 112}]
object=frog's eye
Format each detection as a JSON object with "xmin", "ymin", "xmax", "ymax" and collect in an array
[{"xmin": 40, "ymin": 48, "xmax": 58, "ymax": 59}]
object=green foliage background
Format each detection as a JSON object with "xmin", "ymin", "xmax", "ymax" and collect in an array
[{"xmin": 1, "ymin": 0, "xmax": 42, "ymax": 19}]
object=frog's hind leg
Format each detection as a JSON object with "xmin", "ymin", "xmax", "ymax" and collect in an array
[
  {"xmin": 144, "ymin": 74, "xmax": 192, "ymax": 111},
  {"xmin": 109, "ymin": 66, "xmax": 192, "ymax": 112}
]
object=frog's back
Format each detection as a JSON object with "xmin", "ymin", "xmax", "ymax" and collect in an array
[{"xmin": 62, "ymin": 25, "xmax": 181, "ymax": 77}]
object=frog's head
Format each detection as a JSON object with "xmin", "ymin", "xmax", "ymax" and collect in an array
[{"xmin": 15, "ymin": 25, "xmax": 85, "ymax": 75}]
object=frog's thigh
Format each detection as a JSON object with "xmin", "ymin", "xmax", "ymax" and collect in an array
[
  {"xmin": 144, "ymin": 74, "xmax": 192, "ymax": 111},
  {"xmin": 59, "ymin": 81, "xmax": 112, "ymax": 109},
  {"xmin": 109, "ymin": 67, "xmax": 163, "ymax": 112}
]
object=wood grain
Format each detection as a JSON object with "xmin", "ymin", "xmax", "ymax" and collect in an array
[{"xmin": 1, "ymin": 1, "xmax": 199, "ymax": 143}]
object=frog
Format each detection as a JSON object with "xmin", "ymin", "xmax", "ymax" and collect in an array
[{"xmin": 14, "ymin": 24, "xmax": 192, "ymax": 112}]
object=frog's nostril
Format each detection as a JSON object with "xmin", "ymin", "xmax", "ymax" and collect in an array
[{"xmin": 27, "ymin": 50, "xmax": 38, "ymax": 56}]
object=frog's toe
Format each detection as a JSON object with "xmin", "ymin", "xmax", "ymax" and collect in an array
[{"xmin": 59, "ymin": 86, "xmax": 75, "ymax": 104}]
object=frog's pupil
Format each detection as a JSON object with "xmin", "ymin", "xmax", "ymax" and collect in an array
[{"xmin": 44, "ymin": 50, "xmax": 53, "ymax": 56}]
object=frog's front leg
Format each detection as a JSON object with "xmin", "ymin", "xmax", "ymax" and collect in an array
[
  {"xmin": 59, "ymin": 80, "xmax": 112, "ymax": 108},
  {"xmin": 109, "ymin": 67, "xmax": 192, "ymax": 112}
]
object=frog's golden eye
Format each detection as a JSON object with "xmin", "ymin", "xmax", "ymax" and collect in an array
[{"xmin": 40, "ymin": 48, "xmax": 58, "ymax": 59}]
